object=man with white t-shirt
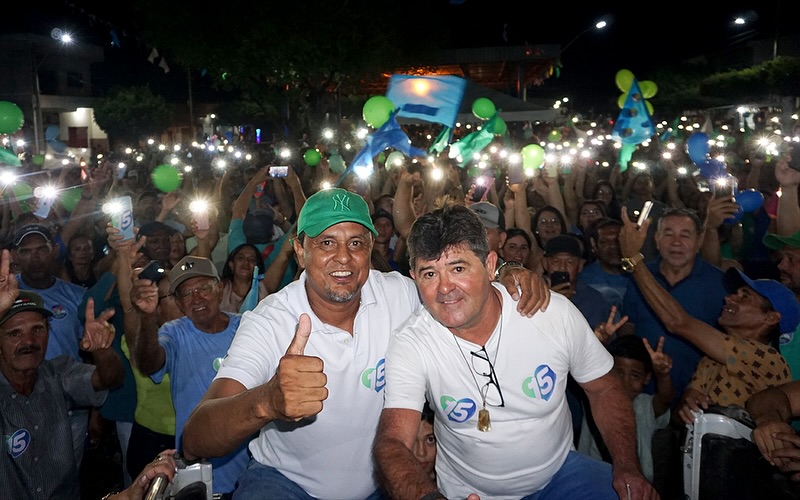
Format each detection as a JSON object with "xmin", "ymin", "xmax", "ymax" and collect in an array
[
  {"xmin": 182, "ymin": 188, "xmax": 550, "ymax": 500},
  {"xmin": 373, "ymin": 202, "xmax": 657, "ymax": 500}
]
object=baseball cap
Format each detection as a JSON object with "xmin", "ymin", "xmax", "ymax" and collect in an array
[
  {"xmin": 297, "ymin": 188, "xmax": 376, "ymax": 238},
  {"xmin": 0, "ymin": 290, "xmax": 53, "ymax": 325},
  {"xmin": 138, "ymin": 221, "xmax": 176, "ymax": 238},
  {"xmin": 168, "ymin": 256, "xmax": 220, "ymax": 295},
  {"xmin": 763, "ymin": 231, "xmax": 800, "ymax": 251},
  {"xmin": 724, "ymin": 268, "xmax": 800, "ymax": 334},
  {"xmin": 371, "ymin": 209, "xmax": 394, "ymax": 225},
  {"xmin": 470, "ymin": 202, "xmax": 501, "ymax": 229},
  {"xmin": 13, "ymin": 223, "xmax": 53, "ymax": 248},
  {"xmin": 243, "ymin": 207, "xmax": 275, "ymax": 244},
  {"xmin": 544, "ymin": 234, "xmax": 584, "ymax": 258}
]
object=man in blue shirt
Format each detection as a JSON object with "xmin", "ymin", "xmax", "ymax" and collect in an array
[
  {"xmin": 128, "ymin": 255, "xmax": 249, "ymax": 495},
  {"xmin": 579, "ymin": 217, "xmax": 632, "ymax": 312}
]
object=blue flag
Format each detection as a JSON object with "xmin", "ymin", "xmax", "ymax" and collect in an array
[
  {"xmin": 349, "ymin": 112, "xmax": 427, "ymax": 173},
  {"xmin": 386, "ymin": 75, "xmax": 466, "ymax": 133},
  {"xmin": 239, "ymin": 266, "xmax": 263, "ymax": 313}
]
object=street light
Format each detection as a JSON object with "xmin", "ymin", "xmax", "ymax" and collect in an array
[
  {"xmin": 561, "ymin": 16, "xmax": 611, "ymax": 55},
  {"xmin": 32, "ymin": 29, "xmax": 73, "ymax": 154}
]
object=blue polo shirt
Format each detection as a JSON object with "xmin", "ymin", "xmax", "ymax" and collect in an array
[
  {"xmin": 621, "ymin": 256, "xmax": 727, "ymax": 404},
  {"xmin": 578, "ymin": 261, "xmax": 633, "ymax": 311}
]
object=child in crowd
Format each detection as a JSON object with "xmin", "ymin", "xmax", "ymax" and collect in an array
[
  {"xmin": 415, "ymin": 401, "xmax": 437, "ymax": 482},
  {"xmin": 578, "ymin": 335, "xmax": 674, "ymax": 482}
]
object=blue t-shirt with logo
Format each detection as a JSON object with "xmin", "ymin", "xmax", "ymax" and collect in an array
[
  {"xmin": 17, "ymin": 275, "xmax": 85, "ymax": 361},
  {"xmin": 151, "ymin": 312, "xmax": 249, "ymax": 494}
]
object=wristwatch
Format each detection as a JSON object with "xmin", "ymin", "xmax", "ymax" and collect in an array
[
  {"xmin": 495, "ymin": 260, "xmax": 524, "ymax": 280},
  {"xmin": 621, "ymin": 253, "xmax": 645, "ymax": 273}
]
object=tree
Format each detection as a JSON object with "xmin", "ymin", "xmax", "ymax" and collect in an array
[
  {"xmin": 93, "ymin": 86, "xmax": 173, "ymax": 146},
  {"xmin": 129, "ymin": 0, "xmax": 445, "ymax": 137}
]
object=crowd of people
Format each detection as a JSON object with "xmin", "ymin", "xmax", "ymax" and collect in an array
[{"xmin": 3, "ymin": 115, "xmax": 800, "ymax": 500}]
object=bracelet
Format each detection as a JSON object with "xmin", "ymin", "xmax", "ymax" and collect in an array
[
  {"xmin": 494, "ymin": 260, "xmax": 524, "ymax": 280},
  {"xmin": 419, "ymin": 491, "xmax": 446, "ymax": 500}
]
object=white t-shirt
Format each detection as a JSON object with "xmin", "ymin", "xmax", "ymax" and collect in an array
[
  {"xmin": 384, "ymin": 285, "xmax": 613, "ymax": 500},
  {"xmin": 216, "ymin": 269, "xmax": 420, "ymax": 500}
]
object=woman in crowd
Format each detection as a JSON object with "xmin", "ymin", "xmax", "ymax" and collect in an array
[{"xmin": 219, "ymin": 243, "xmax": 268, "ymax": 313}]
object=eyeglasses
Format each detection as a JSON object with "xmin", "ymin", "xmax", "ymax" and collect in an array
[
  {"xmin": 537, "ymin": 218, "xmax": 561, "ymax": 226},
  {"xmin": 175, "ymin": 281, "xmax": 217, "ymax": 301},
  {"xmin": 470, "ymin": 347, "xmax": 505, "ymax": 408}
]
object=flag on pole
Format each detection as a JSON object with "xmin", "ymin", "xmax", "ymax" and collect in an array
[
  {"xmin": 386, "ymin": 75, "xmax": 466, "ymax": 135},
  {"xmin": 349, "ymin": 112, "xmax": 427, "ymax": 172},
  {"xmin": 239, "ymin": 266, "xmax": 263, "ymax": 313}
]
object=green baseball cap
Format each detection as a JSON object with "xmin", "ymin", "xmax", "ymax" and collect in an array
[
  {"xmin": 763, "ymin": 231, "xmax": 800, "ymax": 251},
  {"xmin": 297, "ymin": 188, "xmax": 377, "ymax": 238}
]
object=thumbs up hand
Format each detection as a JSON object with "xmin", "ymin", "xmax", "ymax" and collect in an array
[{"xmin": 266, "ymin": 314, "xmax": 328, "ymax": 422}]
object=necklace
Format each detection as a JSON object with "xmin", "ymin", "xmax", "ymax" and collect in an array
[{"xmin": 452, "ymin": 312, "xmax": 503, "ymax": 432}]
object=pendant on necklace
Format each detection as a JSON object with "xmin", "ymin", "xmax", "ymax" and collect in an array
[{"xmin": 478, "ymin": 407, "xmax": 491, "ymax": 432}]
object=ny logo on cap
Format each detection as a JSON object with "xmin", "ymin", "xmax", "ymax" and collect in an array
[
  {"xmin": 332, "ymin": 194, "xmax": 352, "ymax": 212},
  {"xmin": 181, "ymin": 261, "xmax": 195, "ymax": 271}
]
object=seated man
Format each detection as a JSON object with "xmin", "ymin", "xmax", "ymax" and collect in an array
[
  {"xmin": 619, "ymin": 211, "xmax": 800, "ymax": 424},
  {"xmin": 181, "ymin": 189, "xmax": 550, "ymax": 500},
  {"xmin": 0, "ymin": 249, "xmax": 123, "ymax": 499},
  {"xmin": 373, "ymin": 203, "xmax": 654, "ymax": 500}
]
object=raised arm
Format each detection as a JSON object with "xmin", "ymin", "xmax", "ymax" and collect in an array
[
  {"xmin": 183, "ymin": 314, "xmax": 327, "ymax": 459},
  {"xmin": 129, "ymin": 266, "xmax": 166, "ymax": 375},
  {"xmin": 775, "ymin": 158, "xmax": 800, "ymax": 236},
  {"xmin": 618, "ymin": 211, "xmax": 729, "ymax": 363}
]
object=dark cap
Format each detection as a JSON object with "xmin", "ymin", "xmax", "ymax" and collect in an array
[
  {"xmin": 371, "ymin": 209, "xmax": 394, "ymax": 225},
  {"xmin": 13, "ymin": 224, "xmax": 53, "ymax": 248},
  {"xmin": 0, "ymin": 290, "xmax": 53, "ymax": 325},
  {"xmin": 243, "ymin": 207, "xmax": 275, "ymax": 245},
  {"xmin": 138, "ymin": 221, "xmax": 176, "ymax": 238},
  {"xmin": 168, "ymin": 256, "xmax": 220, "ymax": 295},
  {"xmin": 544, "ymin": 234, "xmax": 584, "ymax": 258}
]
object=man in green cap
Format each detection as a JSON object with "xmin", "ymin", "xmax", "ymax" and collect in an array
[
  {"xmin": 764, "ymin": 231, "xmax": 800, "ymax": 414},
  {"xmin": 0, "ymin": 249, "xmax": 123, "ymax": 498},
  {"xmin": 183, "ymin": 187, "xmax": 551, "ymax": 499}
]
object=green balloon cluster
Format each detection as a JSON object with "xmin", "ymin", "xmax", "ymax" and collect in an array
[
  {"xmin": 151, "ymin": 164, "xmax": 182, "ymax": 192},
  {"xmin": 0, "ymin": 101, "xmax": 24, "ymax": 135},
  {"xmin": 363, "ymin": 96, "xmax": 394, "ymax": 129},
  {"xmin": 472, "ymin": 98, "xmax": 496, "ymax": 120},
  {"xmin": 303, "ymin": 149, "xmax": 322, "ymax": 167}
]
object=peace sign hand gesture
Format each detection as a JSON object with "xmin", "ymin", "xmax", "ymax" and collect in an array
[{"xmin": 643, "ymin": 336, "xmax": 672, "ymax": 377}]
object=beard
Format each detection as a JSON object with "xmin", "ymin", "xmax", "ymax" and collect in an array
[{"xmin": 325, "ymin": 287, "xmax": 358, "ymax": 303}]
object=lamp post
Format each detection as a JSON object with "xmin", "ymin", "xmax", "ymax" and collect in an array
[
  {"xmin": 560, "ymin": 16, "xmax": 611, "ymax": 55},
  {"xmin": 31, "ymin": 29, "xmax": 73, "ymax": 154}
]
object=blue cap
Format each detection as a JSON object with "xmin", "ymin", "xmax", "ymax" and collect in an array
[{"xmin": 724, "ymin": 268, "xmax": 800, "ymax": 334}]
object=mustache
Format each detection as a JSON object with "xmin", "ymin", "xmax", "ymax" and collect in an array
[{"xmin": 16, "ymin": 345, "xmax": 41, "ymax": 356}]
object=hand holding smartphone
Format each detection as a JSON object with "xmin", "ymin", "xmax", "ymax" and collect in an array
[
  {"xmin": 636, "ymin": 200, "xmax": 653, "ymax": 229},
  {"xmin": 139, "ymin": 260, "xmax": 166, "ymax": 283},
  {"xmin": 268, "ymin": 166, "xmax": 289, "ymax": 178},
  {"xmin": 549, "ymin": 271, "xmax": 571, "ymax": 288}
]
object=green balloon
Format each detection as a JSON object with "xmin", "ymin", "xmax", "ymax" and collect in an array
[
  {"xmin": 521, "ymin": 144, "xmax": 545, "ymax": 170},
  {"xmin": 548, "ymin": 129, "xmax": 562, "ymax": 142},
  {"xmin": 151, "ymin": 164, "xmax": 182, "ymax": 192},
  {"xmin": 362, "ymin": 96, "xmax": 394, "ymax": 128},
  {"xmin": 0, "ymin": 101, "xmax": 24, "ymax": 135},
  {"xmin": 303, "ymin": 149, "xmax": 322, "ymax": 167},
  {"xmin": 60, "ymin": 187, "xmax": 83, "ymax": 212},
  {"xmin": 494, "ymin": 117, "xmax": 508, "ymax": 136},
  {"xmin": 328, "ymin": 153, "xmax": 346, "ymax": 173},
  {"xmin": 385, "ymin": 151, "xmax": 406, "ymax": 169},
  {"xmin": 11, "ymin": 182, "xmax": 33, "ymax": 200},
  {"xmin": 32, "ymin": 154, "xmax": 45, "ymax": 166},
  {"xmin": 472, "ymin": 98, "xmax": 496, "ymax": 120}
]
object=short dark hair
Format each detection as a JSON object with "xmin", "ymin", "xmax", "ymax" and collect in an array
[
  {"xmin": 657, "ymin": 207, "xmax": 704, "ymax": 235},
  {"xmin": 222, "ymin": 243, "xmax": 265, "ymax": 281},
  {"xmin": 588, "ymin": 217, "xmax": 623, "ymax": 242},
  {"xmin": 407, "ymin": 202, "xmax": 489, "ymax": 270},
  {"xmin": 607, "ymin": 335, "xmax": 653, "ymax": 374},
  {"xmin": 504, "ymin": 227, "xmax": 532, "ymax": 248}
]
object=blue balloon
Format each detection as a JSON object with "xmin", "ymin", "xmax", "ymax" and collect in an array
[
  {"xmin": 699, "ymin": 158, "xmax": 726, "ymax": 180},
  {"xmin": 49, "ymin": 140, "xmax": 67, "ymax": 153},
  {"xmin": 687, "ymin": 132, "xmax": 710, "ymax": 165},
  {"xmin": 735, "ymin": 188, "xmax": 764, "ymax": 213},
  {"xmin": 44, "ymin": 125, "xmax": 60, "ymax": 142},
  {"xmin": 723, "ymin": 203, "xmax": 744, "ymax": 225}
]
